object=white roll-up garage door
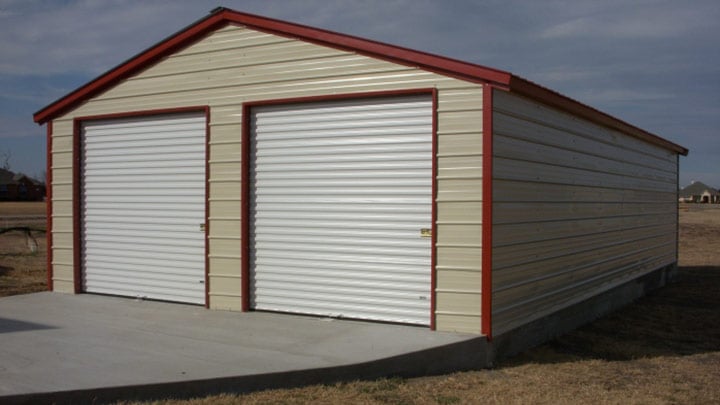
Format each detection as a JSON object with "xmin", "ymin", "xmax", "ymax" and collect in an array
[
  {"xmin": 81, "ymin": 112, "xmax": 206, "ymax": 304},
  {"xmin": 250, "ymin": 95, "xmax": 433, "ymax": 325}
]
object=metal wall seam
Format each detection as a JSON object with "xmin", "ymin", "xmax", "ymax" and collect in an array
[{"xmin": 490, "ymin": 89, "xmax": 680, "ymax": 336}]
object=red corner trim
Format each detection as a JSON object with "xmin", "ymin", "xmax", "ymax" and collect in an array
[
  {"xmin": 240, "ymin": 103, "xmax": 251, "ymax": 312},
  {"xmin": 72, "ymin": 119, "xmax": 82, "ymax": 293},
  {"xmin": 429, "ymin": 88, "xmax": 439, "ymax": 331},
  {"xmin": 481, "ymin": 84, "xmax": 494, "ymax": 339},
  {"xmin": 46, "ymin": 121, "xmax": 53, "ymax": 291}
]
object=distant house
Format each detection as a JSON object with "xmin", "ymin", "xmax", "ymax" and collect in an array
[
  {"xmin": 679, "ymin": 181, "xmax": 720, "ymax": 203},
  {"xmin": 0, "ymin": 168, "xmax": 45, "ymax": 201}
]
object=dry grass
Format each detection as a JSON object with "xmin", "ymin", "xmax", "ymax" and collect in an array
[
  {"xmin": 0, "ymin": 201, "xmax": 48, "ymax": 297},
  {"xmin": 0, "ymin": 201, "xmax": 47, "ymax": 216},
  {"xmin": 118, "ymin": 205, "xmax": 720, "ymax": 405},
  {"xmin": 2, "ymin": 202, "xmax": 719, "ymax": 404}
]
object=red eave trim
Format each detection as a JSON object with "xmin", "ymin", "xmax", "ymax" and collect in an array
[
  {"xmin": 34, "ymin": 8, "xmax": 687, "ymax": 157},
  {"xmin": 508, "ymin": 76, "xmax": 689, "ymax": 156},
  {"xmin": 220, "ymin": 11, "xmax": 512, "ymax": 86}
]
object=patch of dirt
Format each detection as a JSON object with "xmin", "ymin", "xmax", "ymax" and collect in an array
[
  {"xmin": 0, "ymin": 201, "xmax": 46, "ymax": 216},
  {"xmin": 0, "ymin": 202, "xmax": 48, "ymax": 297}
]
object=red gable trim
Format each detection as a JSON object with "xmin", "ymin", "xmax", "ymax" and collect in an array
[
  {"xmin": 33, "ymin": 13, "xmax": 228, "ymax": 124},
  {"xmin": 33, "ymin": 8, "xmax": 688, "ymax": 156},
  {"xmin": 223, "ymin": 10, "xmax": 513, "ymax": 86},
  {"xmin": 32, "ymin": 8, "xmax": 510, "ymax": 124}
]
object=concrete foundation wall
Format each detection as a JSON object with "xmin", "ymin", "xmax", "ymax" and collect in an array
[{"xmin": 489, "ymin": 262, "xmax": 677, "ymax": 362}]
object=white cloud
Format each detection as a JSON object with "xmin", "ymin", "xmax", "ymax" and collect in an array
[{"xmin": 538, "ymin": 1, "xmax": 719, "ymax": 40}]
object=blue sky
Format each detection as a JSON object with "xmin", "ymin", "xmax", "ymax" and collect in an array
[{"xmin": 1, "ymin": 0, "xmax": 718, "ymax": 187}]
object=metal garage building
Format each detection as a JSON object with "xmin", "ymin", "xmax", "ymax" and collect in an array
[{"xmin": 34, "ymin": 8, "xmax": 687, "ymax": 344}]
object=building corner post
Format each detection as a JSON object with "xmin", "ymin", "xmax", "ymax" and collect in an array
[{"xmin": 481, "ymin": 84, "xmax": 494, "ymax": 339}]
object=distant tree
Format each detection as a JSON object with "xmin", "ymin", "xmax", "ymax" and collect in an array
[
  {"xmin": 1, "ymin": 148, "xmax": 10, "ymax": 170},
  {"xmin": 34, "ymin": 170, "xmax": 47, "ymax": 184}
]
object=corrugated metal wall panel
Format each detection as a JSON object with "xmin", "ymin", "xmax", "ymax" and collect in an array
[
  {"xmin": 250, "ymin": 96, "xmax": 433, "ymax": 325},
  {"xmin": 492, "ymin": 90, "xmax": 678, "ymax": 335},
  {"xmin": 434, "ymin": 86, "xmax": 484, "ymax": 333},
  {"xmin": 495, "ymin": 93, "xmax": 677, "ymax": 162},
  {"xmin": 49, "ymin": 121, "xmax": 75, "ymax": 292},
  {"xmin": 51, "ymin": 24, "xmax": 486, "ymax": 332},
  {"xmin": 494, "ymin": 179, "xmax": 676, "ymax": 203},
  {"xmin": 81, "ymin": 113, "xmax": 206, "ymax": 304}
]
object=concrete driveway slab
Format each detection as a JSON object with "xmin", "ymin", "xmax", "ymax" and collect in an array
[{"xmin": 0, "ymin": 292, "xmax": 488, "ymax": 404}]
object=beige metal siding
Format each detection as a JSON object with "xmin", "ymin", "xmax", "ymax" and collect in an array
[
  {"xmin": 50, "ymin": 119, "xmax": 74, "ymax": 293},
  {"xmin": 436, "ymin": 89, "xmax": 483, "ymax": 333},
  {"xmin": 48, "ymin": 24, "xmax": 485, "ymax": 333},
  {"xmin": 491, "ymin": 90, "xmax": 678, "ymax": 335}
]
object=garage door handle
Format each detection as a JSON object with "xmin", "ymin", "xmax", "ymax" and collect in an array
[{"xmin": 199, "ymin": 223, "xmax": 206, "ymax": 231}]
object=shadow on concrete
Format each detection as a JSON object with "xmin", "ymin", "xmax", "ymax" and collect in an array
[
  {"xmin": 508, "ymin": 265, "xmax": 720, "ymax": 365},
  {"xmin": 0, "ymin": 317, "xmax": 56, "ymax": 334}
]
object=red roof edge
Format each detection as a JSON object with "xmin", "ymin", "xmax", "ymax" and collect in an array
[
  {"xmin": 508, "ymin": 76, "xmax": 688, "ymax": 156},
  {"xmin": 33, "ymin": 10, "xmax": 228, "ymax": 124},
  {"xmin": 220, "ymin": 10, "xmax": 513, "ymax": 86},
  {"xmin": 33, "ymin": 7, "xmax": 688, "ymax": 156},
  {"xmin": 32, "ymin": 8, "xmax": 511, "ymax": 124}
]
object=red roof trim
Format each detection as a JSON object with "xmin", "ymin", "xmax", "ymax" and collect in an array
[
  {"xmin": 221, "ymin": 10, "xmax": 513, "ymax": 86},
  {"xmin": 509, "ymin": 77, "xmax": 688, "ymax": 155},
  {"xmin": 33, "ymin": 8, "xmax": 687, "ymax": 156},
  {"xmin": 33, "ymin": 12, "xmax": 229, "ymax": 124}
]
